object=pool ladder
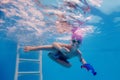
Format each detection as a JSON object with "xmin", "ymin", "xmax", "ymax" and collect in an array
[{"xmin": 14, "ymin": 45, "xmax": 43, "ymax": 80}]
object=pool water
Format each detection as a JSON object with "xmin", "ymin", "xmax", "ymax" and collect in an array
[{"xmin": 0, "ymin": 0, "xmax": 120, "ymax": 80}]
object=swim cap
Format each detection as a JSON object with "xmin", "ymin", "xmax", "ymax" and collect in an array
[{"xmin": 71, "ymin": 27, "xmax": 83, "ymax": 42}]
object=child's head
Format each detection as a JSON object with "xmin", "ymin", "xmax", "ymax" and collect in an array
[
  {"xmin": 71, "ymin": 27, "xmax": 83, "ymax": 47},
  {"xmin": 71, "ymin": 27, "xmax": 83, "ymax": 42}
]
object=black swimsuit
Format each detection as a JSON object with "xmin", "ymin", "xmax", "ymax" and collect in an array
[{"xmin": 55, "ymin": 51, "xmax": 69, "ymax": 63}]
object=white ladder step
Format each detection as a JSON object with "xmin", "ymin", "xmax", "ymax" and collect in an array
[
  {"xmin": 18, "ymin": 71, "xmax": 40, "ymax": 74},
  {"xmin": 19, "ymin": 58, "xmax": 40, "ymax": 62}
]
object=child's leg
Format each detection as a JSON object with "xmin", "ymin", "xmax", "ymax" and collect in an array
[
  {"xmin": 52, "ymin": 42, "xmax": 70, "ymax": 55},
  {"xmin": 48, "ymin": 52, "xmax": 71, "ymax": 68},
  {"xmin": 24, "ymin": 45, "xmax": 54, "ymax": 52}
]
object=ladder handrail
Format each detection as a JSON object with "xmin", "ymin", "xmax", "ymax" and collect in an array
[
  {"xmin": 14, "ymin": 44, "xmax": 20, "ymax": 80},
  {"xmin": 39, "ymin": 51, "xmax": 43, "ymax": 80}
]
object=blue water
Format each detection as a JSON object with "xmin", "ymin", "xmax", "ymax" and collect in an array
[{"xmin": 0, "ymin": 0, "xmax": 120, "ymax": 80}]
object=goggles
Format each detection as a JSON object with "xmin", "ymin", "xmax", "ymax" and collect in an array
[{"xmin": 72, "ymin": 39, "xmax": 81, "ymax": 44}]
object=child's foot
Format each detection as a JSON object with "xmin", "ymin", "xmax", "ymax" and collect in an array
[{"xmin": 24, "ymin": 46, "xmax": 32, "ymax": 52}]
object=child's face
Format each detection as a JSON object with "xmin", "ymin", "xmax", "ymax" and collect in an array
[{"xmin": 71, "ymin": 39, "xmax": 81, "ymax": 48}]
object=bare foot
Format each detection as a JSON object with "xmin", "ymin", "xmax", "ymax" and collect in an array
[{"xmin": 24, "ymin": 46, "xmax": 32, "ymax": 52}]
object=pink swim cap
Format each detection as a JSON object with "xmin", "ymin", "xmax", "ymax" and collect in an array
[{"xmin": 71, "ymin": 27, "xmax": 83, "ymax": 41}]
